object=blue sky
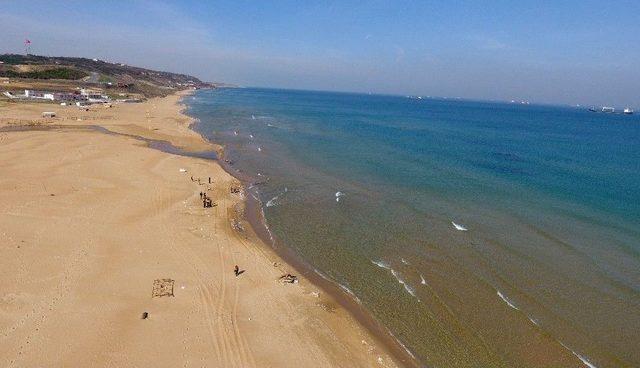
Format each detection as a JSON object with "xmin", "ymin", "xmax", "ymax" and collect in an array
[{"xmin": 1, "ymin": 1, "xmax": 639, "ymax": 106}]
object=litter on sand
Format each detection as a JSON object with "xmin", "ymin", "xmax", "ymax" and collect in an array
[
  {"xmin": 279, "ymin": 274, "xmax": 299, "ymax": 284},
  {"xmin": 179, "ymin": 168, "xmax": 187, "ymax": 173},
  {"xmin": 152, "ymin": 278, "xmax": 175, "ymax": 297}
]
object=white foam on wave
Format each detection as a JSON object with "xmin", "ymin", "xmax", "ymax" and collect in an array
[
  {"xmin": 258, "ymin": 204, "xmax": 276, "ymax": 245},
  {"xmin": 419, "ymin": 274, "xmax": 427, "ymax": 285},
  {"xmin": 338, "ymin": 283, "xmax": 358, "ymax": 299},
  {"xmin": 452, "ymin": 221, "xmax": 468, "ymax": 231},
  {"xmin": 391, "ymin": 269, "xmax": 418, "ymax": 298},
  {"xmin": 371, "ymin": 259, "xmax": 391, "ymax": 270},
  {"xmin": 389, "ymin": 334, "xmax": 418, "ymax": 360},
  {"xmin": 266, "ymin": 187, "xmax": 288, "ymax": 208},
  {"xmin": 311, "ymin": 268, "xmax": 363, "ymax": 305},
  {"xmin": 251, "ymin": 115, "xmax": 256, "ymax": 120},
  {"xmin": 371, "ymin": 260, "xmax": 418, "ymax": 300},
  {"xmin": 496, "ymin": 290, "xmax": 519, "ymax": 310},
  {"xmin": 560, "ymin": 343, "xmax": 598, "ymax": 368}
]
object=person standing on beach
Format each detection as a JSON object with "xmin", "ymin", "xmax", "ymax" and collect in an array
[{"xmin": 234, "ymin": 265, "xmax": 239, "ymax": 277}]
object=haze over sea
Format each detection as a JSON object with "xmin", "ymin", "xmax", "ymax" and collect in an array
[{"xmin": 186, "ymin": 87, "xmax": 640, "ymax": 367}]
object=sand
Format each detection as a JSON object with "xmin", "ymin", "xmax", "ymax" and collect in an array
[{"xmin": 0, "ymin": 92, "xmax": 407, "ymax": 367}]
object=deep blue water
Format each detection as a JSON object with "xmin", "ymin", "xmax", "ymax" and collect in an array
[{"xmin": 186, "ymin": 88, "xmax": 640, "ymax": 367}]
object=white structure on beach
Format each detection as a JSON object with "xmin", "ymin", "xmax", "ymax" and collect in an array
[
  {"xmin": 80, "ymin": 88, "xmax": 109, "ymax": 103},
  {"xmin": 4, "ymin": 88, "xmax": 110, "ymax": 104},
  {"xmin": 24, "ymin": 89, "xmax": 55, "ymax": 100},
  {"xmin": 22, "ymin": 89, "xmax": 90, "ymax": 102}
]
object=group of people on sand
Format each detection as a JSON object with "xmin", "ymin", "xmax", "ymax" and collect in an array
[
  {"xmin": 191, "ymin": 176, "xmax": 213, "ymax": 185},
  {"xmin": 200, "ymin": 191, "xmax": 213, "ymax": 208},
  {"xmin": 193, "ymin": 175, "xmax": 215, "ymax": 208},
  {"xmin": 191, "ymin": 174, "xmax": 247, "ymax": 277},
  {"xmin": 191, "ymin": 175, "xmax": 302, "ymax": 283}
]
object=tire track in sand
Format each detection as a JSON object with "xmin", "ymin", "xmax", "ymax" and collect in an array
[
  {"xmin": 222, "ymin": 195, "xmax": 257, "ymax": 368},
  {"xmin": 151, "ymin": 175, "xmax": 226, "ymax": 367}
]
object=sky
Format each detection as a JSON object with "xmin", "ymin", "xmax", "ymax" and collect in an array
[{"xmin": 1, "ymin": 0, "xmax": 639, "ymax": 106}]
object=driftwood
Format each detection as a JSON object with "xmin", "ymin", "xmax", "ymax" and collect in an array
[{"xmin": 279, "ymin": 274, "xmax": 298, "ymax": 284}]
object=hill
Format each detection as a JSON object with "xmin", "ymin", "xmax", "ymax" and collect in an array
[{"xmin": 0, "ymin": 54, "xmax": 217, "ymax": 97}]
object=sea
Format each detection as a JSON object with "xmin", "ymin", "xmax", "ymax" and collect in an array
[{"xmin": 184, "ymin": 88, "xmax": 640, "ymax": 368}]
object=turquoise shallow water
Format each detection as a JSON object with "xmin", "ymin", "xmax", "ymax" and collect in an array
[{"xmin": 186, "ymin": 88, "xmax": 640, "ymax": 367}]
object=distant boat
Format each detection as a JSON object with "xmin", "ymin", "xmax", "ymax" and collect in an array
[
  {"xmin": 588, "ymin": 107, "xmax": 597, "ymax": 112},
  {"xmin": 623, "ymin": 108, "xmax": 634, "ymax": 115},
  {"xmin": 601, "ymin": 106, "xmax": 615, "ymax": 113}
]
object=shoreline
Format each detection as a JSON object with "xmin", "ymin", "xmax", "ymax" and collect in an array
[
  {"xmin": 0, "ymin": 89, "xmax": 415, "ymax": 367},
  {"xmin": 182, "ymin": 89, "xmax": 422, "ymax": 367}
]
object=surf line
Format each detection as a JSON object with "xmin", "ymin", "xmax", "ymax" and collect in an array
[
  {"xmin": 495, "ymin": 288, "xmax": 598, "ymax": 367},
  {"xmin": 496, "ymin": 290, "xmax": 520, "ymax": 311},
  {"xmin": 266, "ymin": 187, "xmax": 288, "ymax": 208},
  {"xmin": 371, "ymin": 260, "xmax": 419, "ymax": 301},
  {"xmin": 451, "ymin": 221, "xmax": 468, "ymax": 231},
  {"xmin": 560, "ymin": 342, "xmax": 599, "ymax": 368}
]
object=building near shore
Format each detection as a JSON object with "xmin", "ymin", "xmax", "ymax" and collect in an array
[
  {"xmin": 21, "ymin": 89, "xmax": 89, "ymax": 102},
  {"xmin": 80, "ymin": 88, "xmax": 110, "ymax": 103},
  {"xmin": 24, "ymin": 89, "xmax": 55, "ymax": 100},
  {"xmin": 6, "ymin": 89, "xmax": 110, "ymax": 103}
]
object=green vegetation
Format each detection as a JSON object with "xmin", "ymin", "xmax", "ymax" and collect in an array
[
  {"xmin": 0, "ymin": 54, "xmax": 39, "ymax": 65},
  {"xmin": 0, "ymin": 67, "xmax": 88, "ymax": 80},
  {"xmin": 0, "ymin": 53, "xmax": 214, "ymax": 97},
  {"xmin": 98, "ymin": 74, "xmax": 115, "ymax": 83}
]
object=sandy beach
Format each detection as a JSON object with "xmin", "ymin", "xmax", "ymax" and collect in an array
[{"xmin": 0, "ymin": 92, "xmax": 408, "ymax": 367}]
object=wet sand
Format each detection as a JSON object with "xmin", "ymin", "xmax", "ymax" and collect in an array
[{"xmin": 0, "ymin": 91, "xmax": 410, "ymax": 367}]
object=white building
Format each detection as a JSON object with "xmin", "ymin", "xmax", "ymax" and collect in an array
[
  {"xmin": 23, "ymin": 89, "xmax": 88, "ymax": 101},
  {"xmin": 24, "ymin": 90, "xmax": 55, "ymax": 100},
  {"xmin": 80, "ymin": 88, "xmax": 109, "ymax": 103}
]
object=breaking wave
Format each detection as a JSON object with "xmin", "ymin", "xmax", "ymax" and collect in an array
[
  {"xmin": 266, "ymin": 187, "xmax": 288, "ymax": 208},
  {"xmin": 451, "ymin": 221, "xmax": 468, "ymax": 231},
  {"xmin": 560, "ymin": 343, "xmax": 598, "ymax": 368},
  {"xmin": 372, "ymin": 260, "xmax": 419, "ymax": 300},
  {"xmin": 391, "ymin": 269, "xmax": 418, "ymax": 298},
  {"xmin": 496, "ymin": 290, "xmax": 519, "ymax": 310},
  {"xmin": 371, "ymin": 259, "xmax": 391, "ymax": 270}
]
